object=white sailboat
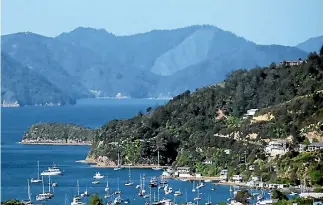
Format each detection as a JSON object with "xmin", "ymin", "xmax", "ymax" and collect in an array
[
  {"xmin": 196, "ymin": 181, "xmax": 204, "ymax": 189},
  {"xmin": 45, "ymin": 175, "xmax": 54, "ymax": 198},
  {"xmin": 192, "ymin": 181, "xmax": 196, "ymax": 192},
  {"xmin": 22, "ymin": 179, "xmax": 33, "ymax": 205},
  {"xmin": 31, "ymin": 161, "xmax": 42, "ymax": 183},
  {"xmin": 114, "ymin": 153, "xmax": 122, "ymax": 171},
  {"xmin": 152, "ymin": 150, "xmax": 163, "ymax": 170},
  {"xmin": 114, "ymin": 177, "xmax": 121, "ymax": 195},
  {"xmin": 125, "ymin": 167, "xmax": 134, "ymax": 186},
  {"xmin": 104, "ymin": 177, "xmax": 110, "ymax": 198},
  {"xmin": 36, "ymin": 176, "xmax": 48, "ymax": 201},
  {"xmin": 193, "ymin": 189, "xmax": 201, "ymax": 201},
  {"xmin": 105, "ymin": 177, "xmax": 110, "ymax": 192}
]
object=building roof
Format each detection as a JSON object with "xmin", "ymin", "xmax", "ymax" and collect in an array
[{"xmin": 309, "ymin": 142, "xmax": 323, "ymax": 147}]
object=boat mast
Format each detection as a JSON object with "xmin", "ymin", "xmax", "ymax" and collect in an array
[
  {"xmin": 185, "ymin": 189, "xmax": 187, "ymax": 203},
  {"xmin": 27, "ymin": 179, "xmax": 31, "ymax": 201},
  {"xmin": 37, "ymin": 161, "xmax": 40, "ymax": 180},
  {"xmin": 157, "ymin": 185, "xmax": 160, "ymax": 201},
  {"xmin": 48, "ymin": 176, "xmax": 51, "ymax": 193},
  {"xmin": 77, "ymin": 180, "xmax": 80, "ymax": 196},
  {"xmin": 150, "ymin": 186, "xmax": 152, "ymax": 203},
  {"xmin": 65, "ymin": 193, "xmax": 67, "ymax": 205},
  {"xmin": 117, "ymin": 177, "xmax": 120, "ymax": 191},
  {"xmin": 42, "ymin": 176, "xmax": 45, "ymax": 194}
]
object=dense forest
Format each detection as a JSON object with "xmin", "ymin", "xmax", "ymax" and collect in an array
[{"xmin": 87, "ymin": 45, "xmax": 323, "ymax": 183}]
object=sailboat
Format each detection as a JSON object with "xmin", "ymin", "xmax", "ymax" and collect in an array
[
  {"xmin": 31, "ymin": 161, "xmax": 42, "ymax": 183},
  {"xmin": 114, "ymin": 177, "xmax": 121, "ymax": 195},
  {"xmin": 193, "ymin": 189, "xmax": 201, "ymax": 201},
  {"xmin": 104, "ymin": 177, "xmax": 110, "ymax": 198},
  {"xmin": 36, "ymin": 176, "xmax": 48, "ymax": 201},
  {"xmin": 105, "ymin": 177, "xmax": 110, "ymax": 191},
  {"xmin": 114, "ymin": 153, "xmax": 122, "ymax": 171},
  {"xmin": 152, "ymin": 151, "xmax": 163, "ymax": 170},
  {"xmin": 205, "ymin": 196, "xmax": 211, "ymax": 205},
  {"xmin": 22, "ymin": 179, "xmax": 33, "ymax": 205},
  {"xmin": 70, "ymin": 180, "xmax": 86, "ymax": 205},
  {"xmin": 196, "ymin": 180, "xmax": 204, "ymax": 189},
  {"xmin": 192, "ymin": 181, "xmax": 196, "ymax": 192},
  {"xmin": 125, "ymin": 167, "xmax": 134, "ymax": 186},
  {"xmin": 45, "ymin": 175, "xmax": 54, "ymax": 198},
  {"xmin": 80, "ymin": 185, "xmax": 90, "ymax": 197}
]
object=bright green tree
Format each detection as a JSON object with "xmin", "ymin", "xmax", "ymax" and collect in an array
[{"xmin": 89, "ymin": 193, "xmax": 104, "ymax": 205}]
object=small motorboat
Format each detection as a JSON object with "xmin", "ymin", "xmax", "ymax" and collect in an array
[
  {"xmin": 125, "ymin": 180, "xmax": 134, "ymax": 186},
  {"xmin": 174, "ymin": 190, "xmax": 182, "ymax": 196},
  {"xmin": 92, "ymin": 180, "xmax": 100, "ymax": 184},
  {"xmin": 93, "ymin": 172, "xmax": 104, "ymax": 179},
  {"xmin": 123, "ymin": 199, "xmax": 130, "ymax": 204},
  {"xmin": 114, "ymin": 196, "xmax": 122, "ymax": 204},
  {"xmin": 52, "ymin": 182, "xmax": 58, "ymax": 187}
]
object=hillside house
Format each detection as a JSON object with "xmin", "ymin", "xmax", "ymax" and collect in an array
[
  {"xmin": 202, "ymin": 157, "xmax": 213, "ymax": 165},
  {"xmin": 249, "ymin": 165, "xmax": 255, "ymax": 171},
  {"xmin": 298, "ymin": 144, "xmax": 307, "ymax": 152},
  {"xmin": 265, "ymin": 139, "xmax": 288, "ymax": 156},
  {"xmin": 308, "ymin": 142, "xmax": 323, "ymax": 152},
  {"xmin": 175, "ymin": 167, "xmax": 192, "ymax": 177},
  {"xmin": 224, "ymin": 149, "xmax": 231, "ymax": 155},
  {"xmin": 232, "ymin": 175, "xmax": 243, "ymax": 183},
  {"xmin": 220, "ymin": 169, "xmax": 228, "ymax": 180},
  {"xmin": 243, "ymin": 109, "xmax": 258, "ymax": 119},
  {"xmin": 280, "ymin": 59, "xmax": 306, "ymax": 66}
]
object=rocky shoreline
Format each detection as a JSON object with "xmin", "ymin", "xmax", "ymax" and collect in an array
[{"xmin": 20, "ymin": 140, "xmax": 91, "ymax": 146}]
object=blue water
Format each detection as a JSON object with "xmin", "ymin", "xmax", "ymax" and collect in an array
[{"xmin": 1, "ymin": 99, "xmax": 265, "ymax": 204}]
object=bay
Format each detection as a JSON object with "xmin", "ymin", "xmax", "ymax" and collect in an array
[{"xmin": 1, "ymin": 98, "xmax": 258, "ymax": 204}]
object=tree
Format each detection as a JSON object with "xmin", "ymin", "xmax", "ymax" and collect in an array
[
  {"xmin": 89, "ymin": 193, "xmax": 104, "ymax": 205},
  {"xmin": 146, "ymin": 107, "xmax": 152, "ymax": 113},
  {"xmin": 234, "ymin": 190, "xmax": 251, "ymax": 204},
  {"xmin": 320, "ymin": 45, "xmax": 323, "ymax": 56},
  {"xmin": 1, "ymin": 200, "xmax": 23, "ymax": 205},
  {"xmin": 271, "ymin": 189, "xmax": 288, "ymax": 200}
]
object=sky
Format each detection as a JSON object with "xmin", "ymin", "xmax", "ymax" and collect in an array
[{"xmin": 1, "ymin": 0, "xmax": 323, "ymax": 46}]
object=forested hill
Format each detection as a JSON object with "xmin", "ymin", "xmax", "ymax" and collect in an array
[{"xmin": 88, "ymin": 46, "xmax": 323, "ymax": 168}]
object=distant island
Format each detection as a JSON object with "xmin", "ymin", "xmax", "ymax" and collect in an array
[
  {"xmin": 21, "ymin": 123, "xmax": 96, "ymax": 145},
  {"xmin": 3, "ymin": 25, "xmax": 317, "ymax": 106},
  {"xmin": 22, "ymin": 46, "xmax": 323, "ymax": 190}
]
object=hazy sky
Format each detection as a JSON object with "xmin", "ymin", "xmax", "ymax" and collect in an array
[{"xmin": 2, "ymin": 0, "xmax": 323, "ymax": 46}]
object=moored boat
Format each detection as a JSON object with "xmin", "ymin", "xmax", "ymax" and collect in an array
[
  {"xmin": 93, "ymin": 172, "xmax": 104, "ymax": 179},
  {"xmin": 31, "ymin": 161, "xmax": 43, "ymax": 183}
]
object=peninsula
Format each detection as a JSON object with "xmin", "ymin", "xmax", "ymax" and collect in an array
[{"xmin": 22, "ymin": 46, "xmax": 323, "ymax": 189}]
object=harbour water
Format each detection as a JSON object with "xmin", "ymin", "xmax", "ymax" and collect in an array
[{"xmin": 1, "ymin": 99, "xmax": 266, "ymax": 204}]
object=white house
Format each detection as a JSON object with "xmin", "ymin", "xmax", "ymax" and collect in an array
[
  {"xmin": 220, "ymin": 169, "xmax": 228, "ymax": 180},
  {"xmin": 202, "ymin": 157, "xmax": 213, "ymax": 165},
  {"xmin": 251, "ymin": 176, "xmax": 259, "ymax": 181},
  {"xmin": 308, "ymin": 142, "xmax": 323, "ymax": 152},
  {"xmin": 175, "ymin": 167, "xmax": 192, "ymax": 177},
  {"xmin": 224, "ymin": 149, "xmax": 231, "ymax": 155},
  {"xmin": 249, "ymin": 165, "xmax": 255, "ymax": 171},
  {"xmin": 232, "ymin": 175, "xmax": 243, "ymax": 183},
  {"xmin": 265, "ymin": 139, "xmax": 288, "ymax": 156},
  {"xmin": 243, "ymin": 109, "xmax": 259, "ymax": 119}
]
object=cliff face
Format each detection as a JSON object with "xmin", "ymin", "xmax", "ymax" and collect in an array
[{"xmin": 22, "ymin": 123, "xmax": 97, "ymax": 145}]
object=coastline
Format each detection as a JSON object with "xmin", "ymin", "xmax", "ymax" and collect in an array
[
  {"xmin": 75, "ymin": 159, "xmax": 169, "ymax": 169},
  {"xmin": 19, "ymin": 141, "xmax": 92, "ymax": 146}
]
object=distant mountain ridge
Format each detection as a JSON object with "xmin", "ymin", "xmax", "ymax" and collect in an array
[
  {"xmin": 1, "ymin": 25, "xmax": 310, "ymax": 106},
  {"xmin": 297, "ymin": 35, "xmax": 323, "ymax": 53}
]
